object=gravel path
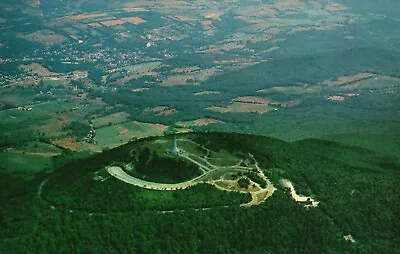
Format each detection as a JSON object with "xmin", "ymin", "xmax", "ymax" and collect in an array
[{"xmin": 280, "ymin": 179, "xmax": 319, "ymax": 208}]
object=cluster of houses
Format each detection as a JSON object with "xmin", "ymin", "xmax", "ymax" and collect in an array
[{"xmin": 82, "ymin": 129, "xmax": 96, "ymax": 144}]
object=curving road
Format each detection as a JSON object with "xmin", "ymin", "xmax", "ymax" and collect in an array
[
  {"xmin": 106, "ymin": 146, "xmax": 277, "ymax": 208},
  {"xmin": 107, "ymin": 166, "xmax": 207, "ymax": 190}
]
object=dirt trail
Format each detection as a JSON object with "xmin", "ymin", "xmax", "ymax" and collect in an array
[
  {"xmin": 280, "ymin": 179, "xmax": 319, "ymax": 208},
  {"xmin": 241, "ymin": 157, "xmax": 276, "ymax": 207}
]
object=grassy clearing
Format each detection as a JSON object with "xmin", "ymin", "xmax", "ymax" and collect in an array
[
  {"xmin": 340, "ymin": 76, "xmax": 400, "ymax": 90},
  {"xmin": 177, "ymin": 140, "xmax": 207, "ymax": 156},
  {"xmin": 19, "ymin": 63, "xmax": 56, "ymax": 77},
  {"xmin": 22, "ymin": 142, "xmax": 62, "ymax": 154},
  {"xmin": 161, "ymin": 67, "xmax": 219, "ymax": 86},
  {"xmin": 208, "ymin": 149, "xmax": 241, "ymax": 167},
  {"xmin": 95, "ymin": 121, "xmax": 168, "ymax": 148},
  {"xmin": 92, "ymin": 111, "xmax": 130, "ymax": 128},
  {"xmin": 0, "ymin": 152, "xmax": 53, "ymax": 173},
  {"xmin": 114, "ymin": 61, "xmax": 162, "ymax": 73},
  {"xmin": 18, "ymin": 29, "xmax": 67, "ymax": 45},
  {"xmin": 94, "ymin": 126, "xmax": 121, "ymax": 148},
  {"xmin": 207, "ymin": 102, "xmax": 272, "ymax": 114}
]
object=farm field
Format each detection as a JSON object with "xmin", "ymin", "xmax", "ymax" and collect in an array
[
  {"xmin": 207, "ymin": 102, "xmax": 273, "ymax": 114},
  {"xmin": 92, "ymin": 111, "xmax": 130, "ymax": 128},
  {"xmin": 0, "ymin": 152, "xmax": 53, "ymax": 173},
  {"xmin": 95, "ymin": 121, "xmax": 168, "ymax": 148}
]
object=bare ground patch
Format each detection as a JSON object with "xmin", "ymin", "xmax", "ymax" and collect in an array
[
  {"xmin": 132, "ymin": 88, "xmax": 150, "ymax": 92},
  {"xmin": 204, "ymin": 11, "xmax": 225, "ymax": 19},
  {"xmin": 101, "ymin": 19, "xmax": 126, "ymax": 26},
  {"xmin": 177, "ymin": 118, "xmax": 224, "ymax": 127},
  {"xmin": 193, "ymin": 91, "xmax": 221, "ymax": 96},
  {"xmin": 121, "ymin": 17, "xmax": 146, "ymax": 25},
  {"xmin": 68, "ymin": 13, "xmax": 108, "ymax": 21},
  {"xmin": 327, "ymin": 95, "xmax": 345, "ymax": 102}
]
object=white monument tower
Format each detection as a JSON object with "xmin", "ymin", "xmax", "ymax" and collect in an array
[{"xmin": 169, "ymin": 132, "xmax": 180, "ymax": 156}]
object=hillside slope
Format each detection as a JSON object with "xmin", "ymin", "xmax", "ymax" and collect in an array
[{"xmin": 1, "ymin": 132, "xmax": 399, "ymax": 253}]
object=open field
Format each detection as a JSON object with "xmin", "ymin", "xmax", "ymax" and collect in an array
[
  {"xmin": 176, "ymin": 118, "xmax": 224, "ymax": 127},
  {"xmin": 101, "ymin": 19, "xmax": 126, "ymax": 26},
  {"xmin": 144, "ymin": 106, "xmax": 177, "ymax": 116},
  {"xmin": 18, "ymin": 29, "xmax": 67, "ymax": 45},
  {"xmin": 339, "ymin": 76, "xmax": 400, "ymax": 90},
  {"xmin": 0, "ymin": 152, "xmax": 53, "ymax": 173},
  {"xmin": 197, "ymin": 42, "xmax": 245, "ymax": 54},
  {"xmin": 208, "ymin": 149, "xmax": 242, "ymax": 167},
  {"xmin": 121, "ymin": 17, "xmax": 146, "ymax": 25},
  {"xmin": 19, "ymin": 63, "xmax": 56, "ymax": 77},
  {"xmin": 92, "ymin": 111, "xmax": 130, "ymax": 128},
  {"xmin": 110, "ymin": 62, "xmax": 162, "ymax": 85},
  {"xmin": 100, "ymin": 17, "xmax": 146, "ymax": 26},
  {"xmin": 207, "ymin": 102, "xmax": 272, "ymax": 114},
  {"xmin": 323, "ymin": 73, "xmax": 377, "ymax": 86},
  {"xmin": 22, "ymin": 142, "xmax": 62, "ymax": 154},
  {"xmin": 162, "ymin": 67, "xmax": 219, "ymax": 86},
  {"xmin": 68, "ymin": 13, "xmax": 108, "ymax": 21},
  {"xmin": 233, "ymin": 96, "xmax": 272, "ymax": 104},
  {"xmin": 29, "ymin": 117, "xmax": 66, "ymax": 137},
  {"xmin": 95, "ymin": 121, "xmax": 168, "ymax": 148},
  {"xmin": 172, "ymin": 66, "xmax": 201, "ymax": 73},
  {"xmin": 53, "ymin": 137, "xmax": 80, "ymax": 151},
  {"xmin": 257, "ymin": 85, "xmax": 321, "ymax": 94}
]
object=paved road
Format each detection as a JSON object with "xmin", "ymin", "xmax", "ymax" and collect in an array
[
  {"xmin": 106, "ymin": 147, "xmax": 239, "ymax": 190},
  {"xmin": 107, "ymin": 166, "xmax": 206, "ymax": 190},
  {"xmin": 107, "ymin": 149, "xmax": 278, "ymax": 210}
]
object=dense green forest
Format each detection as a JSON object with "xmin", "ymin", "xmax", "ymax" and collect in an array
[{"xmin": 1, "ymin": 132, "xmax": 399, "ymax": 253}]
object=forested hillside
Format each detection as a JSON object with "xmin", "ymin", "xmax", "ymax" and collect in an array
[{"xmin": 1, "ymin": 132, "xmax": 399, "ymax": 253}]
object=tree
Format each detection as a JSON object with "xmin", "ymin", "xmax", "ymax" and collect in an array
[{"xmin": 238, "ymin": 178, "xmax": 250, "ymax": 189}]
